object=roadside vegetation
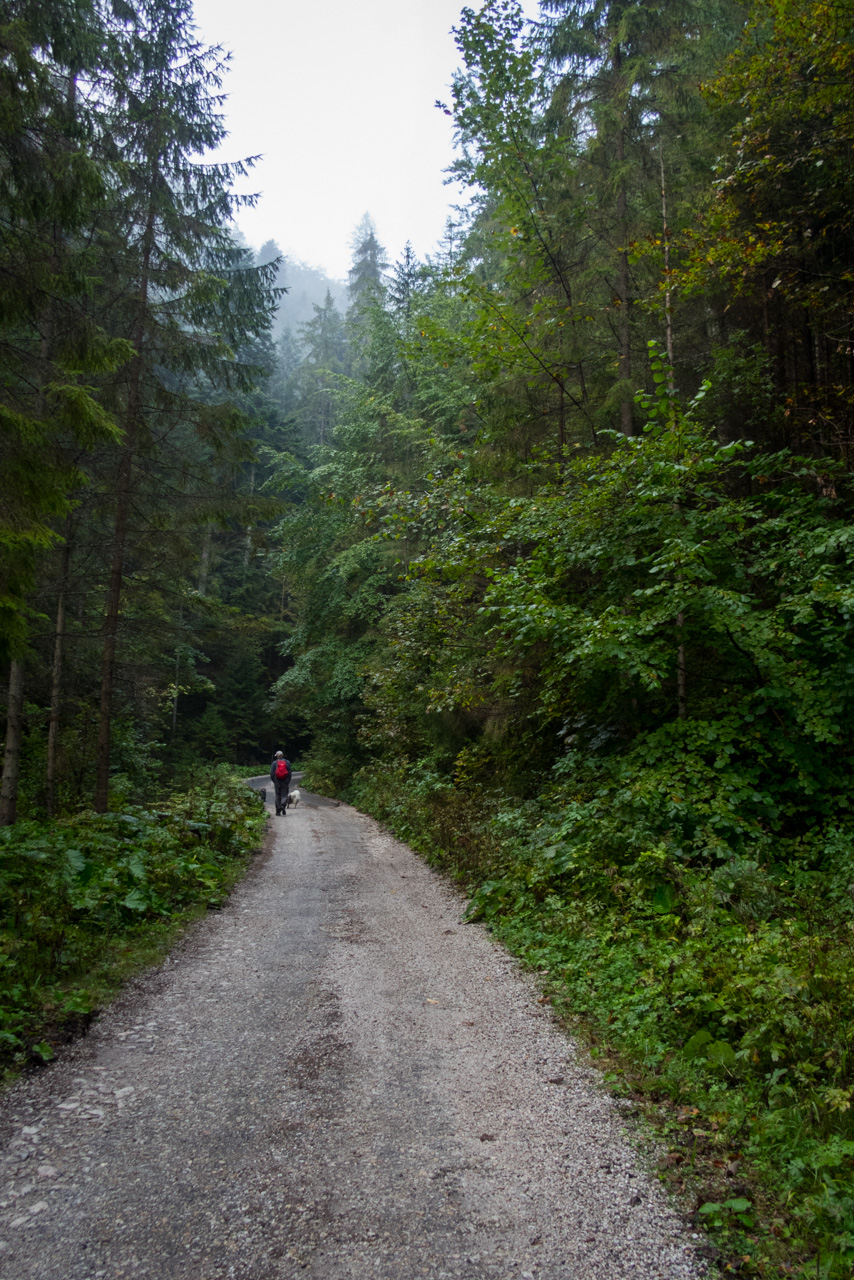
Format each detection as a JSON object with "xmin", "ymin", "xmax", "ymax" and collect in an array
[
  {"xmin": 352, "ymin": 747, "xmax": 854, "ymax": 1278},
  {"xmin": 0, "ymin": 772, "xmax": 265, "ymax": 1071},
  {"xmin": 336, "ymin": 375, "xmax": 854, "ymax": 1277}
]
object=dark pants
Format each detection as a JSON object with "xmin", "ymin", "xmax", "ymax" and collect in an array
[{"xmin": 274, "ymin": 777, "xmax": 290, "ymax": 812}]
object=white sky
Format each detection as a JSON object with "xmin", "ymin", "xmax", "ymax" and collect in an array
[{"xmin": 192, "ymin": 0, "xmax": 539, "ymax": 280}]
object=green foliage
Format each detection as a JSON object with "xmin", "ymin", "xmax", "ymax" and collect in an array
[
  {"xmin": 0, "ymin": 0, "xmax": 126, "ymax": 660},
  {"xmin": 351, "ymin": 745, "xmax": 854, "ymax": 1274},
  {"xmin": 337, "ymin": 369, "xmax": 854, "ymax": 1273},
  {"xmin": 0, "ymin": 769, "xmax": 264, "ymax": 1064},
  {"xmin": 458, "ymin": 824, "xmax": 854, "ymax": 1275},
  {"xmin": 679, "ymin": 0, "xmax": 854, "ymax": 449}
]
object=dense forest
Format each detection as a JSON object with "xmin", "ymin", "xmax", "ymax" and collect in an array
[{"xmin": 3, "ymin": 0, "xmax": 854, "ymax": 1272}]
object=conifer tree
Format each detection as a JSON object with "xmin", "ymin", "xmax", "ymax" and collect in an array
[
  {"xmin": 297, "ymin": 291, "xmax": 347, "ymax": 446},
  {"xmin": 347, "ymin": 214, "xmax": 388, "ymax": 308},
  {"xmin": 346, "ymin": 215, "xmax": 388, "ymax": 383},
  {"xmin": 0, "ymin": 0, "xmax": 124, "ymax": 660},
  {"xmin": 0, "ymin": 0, "xmax": 126, "ymax": 824},
  {"xmin": 538, "ymin": 0, "xmax": 744, "ymax": 429},
  {"xmin": 388, "ymin": 242, "xmax": 421, "ymax": 319},
  {"xmin": 90, "ymin": 0, "xmax": 279, "ymax": 810}
]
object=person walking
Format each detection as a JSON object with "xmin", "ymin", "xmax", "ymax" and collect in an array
[{"xmin": 270, "ymin": 750, "xmax": 292, "ymax": 816}]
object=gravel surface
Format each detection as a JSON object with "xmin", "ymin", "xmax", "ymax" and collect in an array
[{"xmin": 0, "ymin": 789, "xmax": 707, "ymax": 1279}]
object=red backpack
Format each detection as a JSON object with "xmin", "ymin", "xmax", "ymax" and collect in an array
[{"xmin": 275, "ymin": 759, "xmax": 289, "ymax": 780}]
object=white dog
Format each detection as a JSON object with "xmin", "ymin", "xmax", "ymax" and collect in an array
[{"xmin": 286, "ymin": 788, "xmax": 300, "ymax": 809}]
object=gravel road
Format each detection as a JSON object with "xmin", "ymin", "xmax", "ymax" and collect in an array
[{"xmin": 0, "ymin": 789, "xmax": 705, "ymax": 1279}]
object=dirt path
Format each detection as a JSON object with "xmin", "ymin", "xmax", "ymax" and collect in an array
[{"xmin": 0, "ymin": 791, "xmax": 705, "ymax": 1279}]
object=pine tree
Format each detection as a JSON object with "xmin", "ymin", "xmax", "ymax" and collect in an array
[
  {"xmin": 388, "ymin": 242, "xmax": 421, "ymax": 319},
  {"xmin": 297, "ymin": 291, "xmax": 347, "ymax": 447},
  {"xmin": 538, "ymin": 0, "xmax": 744, "ymax": 430},
  {"xmin": 89, "ymin": 0, "xmax": 279, "ymax": 810},
  {"xmin": 347, "ymin": 214, "xmax": 388, "ymax": 309},
  {"xmin": 0, "ymin": 0, "xmax": 123, "ymax": 660},
  {"xmin": 0, "ymin": 0, "xmax": 125, "ymax": 824}
]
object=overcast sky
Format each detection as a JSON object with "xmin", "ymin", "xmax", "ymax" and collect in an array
[{"xmin": 192, "ymin": 0, "xmax": 538, "ymax": 280}]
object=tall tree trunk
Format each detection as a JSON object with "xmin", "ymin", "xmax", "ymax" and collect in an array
[
  {"xmin": 94, "ymin": 439, "xmax": 133, "ymax": 811},
  {"xmin": 94, "ymin": 198, "xmax": 156, "ymax": 812},
  {"xmin": 660, "ymin": 142, "xmax": 675, "ymax": 378},
  {"xmin": 614, "ymin": 48, "xmax": 633, "ymax": 437},
  {"xmin": 0, "ymin": 661, "xmax": 25, "ymax": 826},
  {"xmin": 46, "ymin": 531, "xmax": 72, "ymax": 817},
  {"xmin": 41, "ymin": 76, "xmax": 80, "ymax": 817},
  {"xmin": 171, "ymin": 606, "xmax": 183, "ymax": 737},
  {"xmin": 617, "ymin": 232, "xmax": 632, "ymax": 434},
  {"xmin": 676, "ymin": 612, "xmax": 687, "ymax": 720},
  {"xmin": 171, "ymin": 645, "xmax": 180, "ymax": 736},
  {"xmin": 45, "ymin": 588, "xmax": 66, "ymax": 817},
  {"xmin": 243, "ymin": 465, "xmax": 256, "ymax": 573},
  {"xmin": 197, "ymin": 524, "xmax": 213, "ymax": 596}
]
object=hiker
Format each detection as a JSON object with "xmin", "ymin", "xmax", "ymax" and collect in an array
[{"xmin": 270, "ymin": 750, "xmax": 292, "ymax": 816}]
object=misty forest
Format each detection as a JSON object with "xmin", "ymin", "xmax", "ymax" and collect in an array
[{"xmin": 3, "ymin": 0, "xmax": 854, "ymax": 1271}]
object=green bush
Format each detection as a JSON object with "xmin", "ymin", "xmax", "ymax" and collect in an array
[
  {"xmin": 0, "ymin": 769, "xmax": 265, "ymax": 1065},
  {"xmin": 363, "ymin": 768, "xmax": 854, "ymax": 1277}
]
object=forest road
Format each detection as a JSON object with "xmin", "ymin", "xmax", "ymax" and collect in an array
[{"xmin": 0, "ymin": 789, "xmax": 704, "ymax": 1280}]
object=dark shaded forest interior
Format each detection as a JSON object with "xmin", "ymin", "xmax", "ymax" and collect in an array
[{"xmin": 3, "ymin": 0, "xmax": 854, "ymax": 1273}]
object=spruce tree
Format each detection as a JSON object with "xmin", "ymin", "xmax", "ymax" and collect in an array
[
  {"xmin": 90, "ymin": 0, "xmax": 279, "ymax": 810},
  {"xmin": 347, "ymin": 214, "xmax": 388, "ymax": 308},
  {"xmin": 0, "ymin": 0, "xmax": 125, "ymax": 823},
  {"xmin": 538, "ymin": 0, "xmax": 744, "ymax": 429},
  {"xmin": 388, "ymin": 242, "xmax": 421, "ymax": 319},
  {"xmin": 297, "ymin": 291, "xmax": 347, "ymax": 447},
  {"xmin": 0, "ymin": 0, "xmax": 123, "ymax": 660}
]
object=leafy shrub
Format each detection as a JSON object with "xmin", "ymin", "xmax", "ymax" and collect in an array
[
  {"xmin": 400, "ymin": 780, "xmax": 854, "ymax": 1277},
  {"xmin": 341, "ymin": 373, "xmax": 854, "ymax": 1273},
  {"xmin": 0, "ymin": 768, "xmax": 265, "ymax": 1064}
]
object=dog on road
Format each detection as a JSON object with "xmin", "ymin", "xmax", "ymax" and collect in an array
[{"xmin": 286, "ymin": 788, "xmax": 300, "ymax": 809}]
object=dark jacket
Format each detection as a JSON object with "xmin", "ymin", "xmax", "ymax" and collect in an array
[{"xmin": 270, "ymin": 758, "xmax": 291, "ymax": 784}]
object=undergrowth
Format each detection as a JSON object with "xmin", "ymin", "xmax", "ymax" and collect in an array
[
  {"xmin": 0, "ymin": 768, "xmax": 265, "ymax": 1070},
  {"xmin": 345, "ymin": 760, "xmax": 854, "ymax": 1279}
]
